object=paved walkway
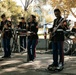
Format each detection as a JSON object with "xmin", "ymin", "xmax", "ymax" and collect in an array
[{"xmin": 0, "ymin": 50, "xmax": 76, "ymax": 75}]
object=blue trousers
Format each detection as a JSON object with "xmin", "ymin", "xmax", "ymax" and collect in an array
[
  {"xmin": 27, "ymin": 39, "xmax": 37, "ymax": 61},
  {"xmin": 20, "ymin": 36, "xmax": 26, "ymax": 51},
  {"xmin": 3, "ymin": 38, "xmax": 11, "ymax": 57},
  {"xmin": 52, "ymin": 41, "xmax": 64, "ymax": 66}
]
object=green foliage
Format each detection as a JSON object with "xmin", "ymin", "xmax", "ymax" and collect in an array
[
  {"xmin": 45, "ymin": 15, "xmax": 53, "ymax": 22},
  {"xmin": 38, "ymin": 0, "xmax": 76, "ymax": 18},
  {"xmin": 48, "ymin": 0, "xmax": 76, "ymax": 18},
  {"xmin": 0, "ymin": 0, "xmax": 23, "ymax": 25}
]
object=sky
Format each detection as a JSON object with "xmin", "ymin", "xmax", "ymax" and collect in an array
[
  {"xmin": 13, "ymin": 0, "xmax": 25, "ymax": 8},
  {"xmin": 13, "ymin": 0, "xmax": 76, "ymax": 22},
  {"xmin": 13, "ymin": 0, "xmax": 52, "ymax": 10}
]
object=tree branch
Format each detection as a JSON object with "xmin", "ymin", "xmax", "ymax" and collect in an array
[
  {"xmin": 29, "ymin": 0, "xmax": 33, "ymax": 4},
  {"xmin": 20, "ymin": 0, "xmax": 25, "ymax": 7},
  {"xmin": 69, "ymin": 8, "xmax": 76, "ymax": 18},
  {"xmin": 24, "ymin": 0, "xmax": 33, "ymax": 11}
]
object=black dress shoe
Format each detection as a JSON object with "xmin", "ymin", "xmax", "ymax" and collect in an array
[
  {"xmin": 2, "ymin": 56, "xmax": 11, "ymax": 58},
  {"xmin": 0, "ymin": 58, "xmax": 4, "ymax": 61},
  {"xmin": 7, "ymin": 56, "xmax": 11, "ymax": 58},
  {"xmin": 1, "ymin": 56, "xmax": 6, "ymax": 58}
]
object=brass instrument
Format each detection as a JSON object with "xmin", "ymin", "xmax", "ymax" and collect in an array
[{"xmin": 1, "ymin": 21, "xmax": 11, "ymax": 38}]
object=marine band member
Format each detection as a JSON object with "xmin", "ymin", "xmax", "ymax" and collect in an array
[
  {"xmin": 48, "ymin": 9, "xmax": 67, "ymax": 71},
  {"xmin": 18, "ymin": 17, "xmax": 26, "ymax": 52},
  {"xmin": 27, "ymin": 15, "xmax": 38, "ymax": 62},
  {"xmin": 0, "ymin": 14, "xmax": 12, "ymax": 58}
]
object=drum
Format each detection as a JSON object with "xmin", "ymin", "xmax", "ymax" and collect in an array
[
  {"xmin": 63, "ymin": 39, "xmax": 73, "ymax": 54},
  {"xmin": 69, "ymin": 35, "xmax": 75, "ymax": 39},
  {"xmin": 16, "ymin": 29, "xmax": 26, "ymax": 36},
  {"xmin": 69, "ymin": 31, "xmax": 75, "ymax": 39},
  {"xmin": 26, "ymin": 31, "xmax": 32, "ymax": 36}
]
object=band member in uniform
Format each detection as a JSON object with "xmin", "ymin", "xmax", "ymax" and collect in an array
[
  {"xmin": 48, "ymin": 9, "xmax": 67, "ymax": 71},
  {"xmin": 71, "ymin": 22, "xmax": 76, "ymax": 47},
  {"xmin": 27, "ymin": 15, "xmax": 38, "ymax": 62},
  {"xmin": 18, "ymin": 17, "xmax": 26, "ymax": 52},
  {"xmin": 0, "ymin": 14, "xmax": 12, "ymax": 58},
  {"xmin": 72, "ymin": 22, "xmax": 76, "ymax": 32}
]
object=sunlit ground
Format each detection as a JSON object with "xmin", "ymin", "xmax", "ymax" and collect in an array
[{"xmin": 0, "ymin": 51, "xmax": 76, "ymax": 75}]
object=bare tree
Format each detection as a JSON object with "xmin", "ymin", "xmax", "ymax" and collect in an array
[
  {"xmin": 20, "ymin": 0, "xmax": 33, "ymax": 11},
  {"xmin": 69, "ymin": 8, "xmax": 76, "ymax": 18}
]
